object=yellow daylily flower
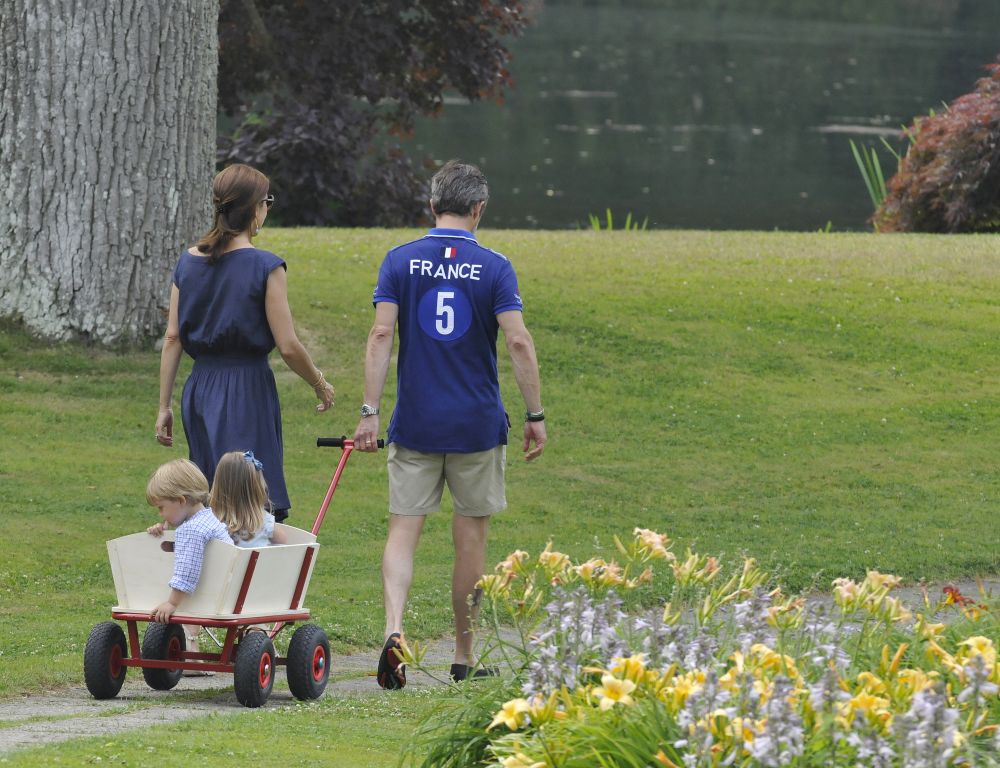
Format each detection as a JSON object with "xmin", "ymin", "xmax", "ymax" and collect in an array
[
  {"xmin": 877, "ymin": 595, "xmax": 912, "ymax": 623},
  {"xmin": 596, "ymin": 560, "xmax": 626, "ymax": 588},
  {"xmin": 843, "ymin": 690, "xmax": 892, "ymax": 729},
  {"xmin": 501, "ymin": 753, "xmax": 546, "ymax": 768},
  {"xmin": 855, "ymin": 671, "xmax": 887, "ymax": 695},
  {"xmin": 662, "ymin": 670, "xmax": 704, "ymax": 711},
  {"xmin": 719, "ymin": 651, "xmax": 746, "ymax": 692},
  {"xmin": 958, "ymin": 636, "xmax": 996, "ymax": 667},
  {"xmin": 728, "ymin": 715, "xmax": 758, "ymax": 743},
  {"xmin": 496, "ymin": 550, "xmax": 530, "ymax": 574},
  {"xmin": 574, "ymin": 558, "xmax": 608, "ymax": 583},
  {"xmin": 537, "ymin": 542, "xmax": 570, "ymax": 574},
  {"xmin": 671, "ymin": 550, "xmax": 701, "ymax": 586},
  {"xmin": 489, "ymin": 698, "xmax": 530, "ymax": 731},
  {"xmin": 894, "ymin": 668, "xmax": 936, "ymax": 698},
  {"xmin": 593, "ymin": 674, "xmax": 636, "ymax": 710},
  {"xmin": 749, "ymin": 643, "xmax": 800, "ymax": 681},
  {"xmin": 633, "ymin": 527, "xmax": 674, "ymax": 561},
  {"xmin": 610, "ymin": 653, "xmax": 648, "ymax": 683},
  {"xmin": 700, "ymin": 556, "xmax": 721, "ymax": 582},
  {"xmin": 925, "ymin": 640, "xmax": 962, "ymax": 674},
  {"xmin": 916, "ymin": 614, "xmax": 946, "ymax": 640},
  {"xmin": 766, "ymin": 597, "xmax": 805, "ymax": 630},
  {"xmin": 477, "ymin": 572, "xmax": 514, "ymax": 597},
  {"xmin": 863, "ymin": 570, "xmax": 902, "ymax": 591},
  {"xmin": 832, "ymin": 577, "xmax": 860, "ymax": 608}
]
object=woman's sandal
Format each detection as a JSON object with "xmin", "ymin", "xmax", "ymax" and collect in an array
[
  {"xmin": 377, "ymin": 633, "xmax": 406, "ymax": 690},
  {"xmin": 182, "ymin": 631, "xmax": 215, "ymax": 676}
]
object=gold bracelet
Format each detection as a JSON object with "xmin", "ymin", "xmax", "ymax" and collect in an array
[{"xmin": 311, "ymin": 371, "xmax": 325, "ymax": 388}]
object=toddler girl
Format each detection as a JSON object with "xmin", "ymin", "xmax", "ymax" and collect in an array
[{"xmin": 211, "ymin": 450, "xmax": 288, "ymax": 547}]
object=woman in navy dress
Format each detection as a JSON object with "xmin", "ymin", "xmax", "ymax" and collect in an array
[{"xmin": 155, "ymin": 164, "xmax": 334, "ymax": 523}]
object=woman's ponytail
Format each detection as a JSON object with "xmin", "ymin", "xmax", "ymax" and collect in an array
[{"xmin": 195, "ymin": 164, "xmax": 270, "ymax": 263}]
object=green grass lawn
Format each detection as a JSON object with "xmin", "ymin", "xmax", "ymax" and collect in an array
[
  {"xmin": 3, "ymin": 228, "xmax": 1000, "ymax": 754},
  {"xmin": 2, "ymin": 691, "xmax": 437, "ymax": 767}
]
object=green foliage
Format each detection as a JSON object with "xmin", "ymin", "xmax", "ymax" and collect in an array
[
  {"xmin": 848, "ymin": 139, "xmax": 888, "ymax": 212},
  {"xmin": 405, "ymin": 678, "xmax": 523, "ymax": 768},
  {"xmin": 876, "ymin": 56, "xmax": 1000, "ymax": 232},
  {"xmin": 217, "ymin": 1, "xmax": 530, "ymax": 226},
  {"xmin": 587, "ymin": 209, "xmax": 649, "ymax": 232}
]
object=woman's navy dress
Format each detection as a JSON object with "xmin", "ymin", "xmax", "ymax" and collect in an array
[{"xmin": 173, "ymin": 247, "xmax": 290, "ymax": 515}]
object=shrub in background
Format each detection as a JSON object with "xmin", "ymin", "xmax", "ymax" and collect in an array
[
  {"xmin": 875, "ymin": 56, "xmax": 1000, "ymax": 233},
  {"xmin": 216, "ymin": 1, "xmax": 530, "ymax": 227}
]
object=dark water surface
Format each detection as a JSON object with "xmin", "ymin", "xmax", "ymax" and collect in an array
[{"xmin": 409, "ymin": 1, "xmax": 1000, "ymax": 231}]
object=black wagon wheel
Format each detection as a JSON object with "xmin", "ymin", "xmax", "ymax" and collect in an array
[
  {"xmin": 141, "ymin": 623, "xmax": 186, "ymax": 691},
  {"xmin": 234, "ymin": 631, "xmax": 275, "ymax": 708},
  {"xmin": 286, "ymin": 624, "xmax": 330, "ymax": 700},
  {"xmin": 84, "ymin": 622, "xmax": 128, "ymax": 699}
]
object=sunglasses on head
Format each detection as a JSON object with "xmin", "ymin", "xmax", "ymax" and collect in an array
[{"xmin": 262, "ymin": 194, "xmax": 275, "ymax": 209}]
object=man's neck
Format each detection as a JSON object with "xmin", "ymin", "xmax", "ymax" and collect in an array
[{"xmin": 434, "ymin": 213, "xmax": 477, "ymax": 233}]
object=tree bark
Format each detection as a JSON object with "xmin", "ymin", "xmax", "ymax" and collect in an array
[{"xmin": 0, "ymin": 0, "xmax": 217, "ymax": 344}]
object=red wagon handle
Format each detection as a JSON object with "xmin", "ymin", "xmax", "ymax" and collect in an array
[{"xmin": 311, "ymin": 436, "xmax": 384, "ymax": 536}]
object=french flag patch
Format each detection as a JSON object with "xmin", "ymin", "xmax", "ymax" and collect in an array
[{"xmin": 443, "ymin": 246, "xmax": 457, "ymax": 259}]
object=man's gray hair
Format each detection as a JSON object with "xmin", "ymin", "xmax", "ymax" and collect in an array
[{"xmin": 430, "ymin": 160, "xmax": 489, "ymax": 217}]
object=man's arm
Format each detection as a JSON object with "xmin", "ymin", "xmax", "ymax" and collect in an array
[
  {"xmin": 354, "ymin": 302, "xmax": 399, "ymax": 451},
  {"xmin": 498, "ymin": 310, "xmax": 546, "ymax": 461}
]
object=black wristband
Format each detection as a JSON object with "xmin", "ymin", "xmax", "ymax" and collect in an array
[{"xmin": 525, "ymin": 409, "xmax": 545, "ymax": 422}]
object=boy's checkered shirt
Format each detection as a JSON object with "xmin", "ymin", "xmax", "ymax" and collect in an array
[{"xmin": 169, "ymin": 507, "xmax": 231, "ymax": 593}]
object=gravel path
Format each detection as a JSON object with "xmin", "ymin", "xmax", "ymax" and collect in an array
[
  {"xmin": 0, "ymin": 636, "xmax": 458, "ymax": 756},
  {"xmin": 2, "ymin": 578, "xmax": 997, "ymax": 756}
]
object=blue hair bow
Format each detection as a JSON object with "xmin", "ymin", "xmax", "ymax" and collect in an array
[{"xmin": 243, "ymin": 450, "xmax": 264, "ymax": 471}]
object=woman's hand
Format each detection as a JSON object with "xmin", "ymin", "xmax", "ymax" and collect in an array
[
  {"xmin": 313, "ymin": 376, "xmax": 335, "ymax": 412},
  {"xmin": 155, "ymin": 408, "xmax": 174, "ymax": 446}
]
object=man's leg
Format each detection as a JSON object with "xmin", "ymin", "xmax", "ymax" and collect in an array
[
  {"xmin": 383, "ymin": 513, "xmax": 426, "ymax": 639},
  {"xmin": 452, "ymin": 512, "xmax": 490, "ymax": 666}
]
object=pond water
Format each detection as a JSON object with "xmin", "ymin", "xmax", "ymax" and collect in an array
[{"xmin": 409, "ymin": 1, "xmax": 1000, "ymax": 231}]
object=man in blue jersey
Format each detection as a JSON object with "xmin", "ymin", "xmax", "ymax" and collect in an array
[{"xmin": 354, "ymin": 160, "xmax": 546, "ymax": 688}]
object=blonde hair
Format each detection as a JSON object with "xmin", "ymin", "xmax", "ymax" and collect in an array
[
  {"xmin": 146, "ymin": 459, "xmax": 210, "ymax": 506},
  {"xmin": 211, "ymin": 451, "xmax": 270, "ymax": 541}
]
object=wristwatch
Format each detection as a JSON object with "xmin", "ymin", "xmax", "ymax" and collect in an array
[{"xmin": 360, "ymin": 403, "xmax": 380, "ymax": 418}]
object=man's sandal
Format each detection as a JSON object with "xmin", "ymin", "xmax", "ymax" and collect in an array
[
  {"xmin": 449, "ymin": 663, "xmax": 498, "ymax": 682},
  {"xmin": 377, "ymin": 633, "xmax": 406, "ymax": 690}
]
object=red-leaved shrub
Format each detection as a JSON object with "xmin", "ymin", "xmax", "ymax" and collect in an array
[{"xmin": 875, "ymin": 56, "xmax": 1000, "ymax": 233}]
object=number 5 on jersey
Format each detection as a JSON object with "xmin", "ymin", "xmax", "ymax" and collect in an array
[{"xmin": 418, "ymin": 285, "xmax": 473, "ymax": 342}]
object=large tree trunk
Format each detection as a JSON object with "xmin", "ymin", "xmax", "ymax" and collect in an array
[{"xmin": 0, "ymin": 0, "xmax": 217, "ymax": 344}]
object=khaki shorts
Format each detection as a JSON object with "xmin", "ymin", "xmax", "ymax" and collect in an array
[{"xmin": 387, "ymin": 443, "xmax": 507, "ymax": 517}]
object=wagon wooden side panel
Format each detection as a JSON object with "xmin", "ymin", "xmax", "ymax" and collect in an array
[{"xmin": 107, "ymin": 524, "xmax": 319, "ymax": 618}]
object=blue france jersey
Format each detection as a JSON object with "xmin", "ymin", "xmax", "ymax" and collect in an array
[{"xmin": 373, "ymin": 228, "xmax": 523, "ymax": 453}]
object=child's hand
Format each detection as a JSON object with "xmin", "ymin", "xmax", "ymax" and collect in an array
[
  {"xmin": 151, "ymin": 601, "xmax": 177, "ymax": 623},
  {"xmin": 147, "ymin": 522, "xmax": 167, "ymax": 537}
]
